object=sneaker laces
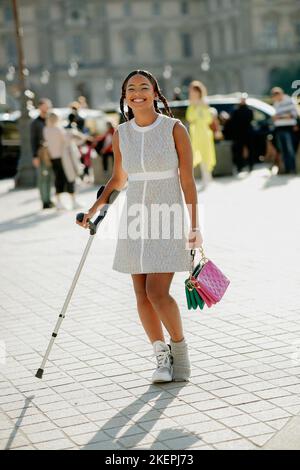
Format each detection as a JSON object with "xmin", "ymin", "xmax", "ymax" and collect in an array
[{"xmin": 153, "ymin": 349, "xmax": 172, "ymax": 369}]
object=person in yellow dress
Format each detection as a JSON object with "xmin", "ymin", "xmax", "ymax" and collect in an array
[{"xmin": 186, "ymin": 81, "xmax": 216, "ymax": 188}]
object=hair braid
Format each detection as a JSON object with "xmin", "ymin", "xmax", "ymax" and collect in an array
[
  {"xmin": 157, "ymin": 91, "xmax": 174, "ymax": 118},
  {"xmin": 120, "ymin": 99, "xmax": 135, "ymax": 122},
  {"xmin": 127, "ymin": 106, "xmax": 134, "ymax": 120},
  {"xmin": 120, "ymin": 96, "xmax": 126, "ymax": 122},
  {"xmin": 154, "ymin": 99, "xmax": 161, "ymax": 114}
]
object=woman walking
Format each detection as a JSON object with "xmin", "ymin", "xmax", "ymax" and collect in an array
[
  {"xmin": 186, "ymin": 81, "xmax": 216, "ymax": 189},
  {"xmin": 43, "ymin": 112, "xmax": 82, "ymax": 210},
  {"xmin": 77, "ymin": 70, "xmax": 203, "ymax": 383}
]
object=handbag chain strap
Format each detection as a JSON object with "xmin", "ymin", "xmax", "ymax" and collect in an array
[{"xmin": 189, "ymin": 247, "xmax": 208, "ymax": 278}]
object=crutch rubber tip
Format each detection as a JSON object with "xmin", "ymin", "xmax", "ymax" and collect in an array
[{"xmin": 35, "ymin": 368, "xmax": 44, "ymax": 379}]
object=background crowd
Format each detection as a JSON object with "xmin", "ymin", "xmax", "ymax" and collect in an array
[{"xmin": 30, "ymin": 80, "xmax": 300, "ymax": 211}]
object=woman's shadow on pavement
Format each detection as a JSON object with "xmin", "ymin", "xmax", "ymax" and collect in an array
[{"xmin": 82, "ymin": 383, "xmax": 202, "ymax": 450}]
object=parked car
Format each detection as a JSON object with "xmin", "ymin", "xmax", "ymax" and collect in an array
[
  {"xmin": 0, "ymin": 107, "xmax": 106, "ymax": 179},
  {"xmin": 167, "ymin": 95, "xmax": 276, "ymax": 164}
]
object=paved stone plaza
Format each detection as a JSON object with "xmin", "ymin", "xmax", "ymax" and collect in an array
[{"xmin": 0, "ymin": 167, "xmax": 300, "ymax": 450}]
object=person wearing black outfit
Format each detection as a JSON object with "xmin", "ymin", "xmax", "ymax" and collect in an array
[
  {"xmin": 0, "ymin": 122, "xmax": 3, "ymax": 161},
  {"xmin": 100, "ymin": 122, "xmax": 114, "ymax": 175},
  {"xmin": 66, "ymin": 101, "xmax": 85, "ymax": 132},
  {"xmin": 230, "ymin": 95, "xmax": 254, "ymax": 173},
  {"xmin": 31, "ymin": 98, "xmax": 54, "ymax": 209}
]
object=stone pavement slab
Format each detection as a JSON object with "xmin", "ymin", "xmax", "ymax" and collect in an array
[{"xmin": 263, "ymin": 416, "xmax": 300, "ymax": 450}]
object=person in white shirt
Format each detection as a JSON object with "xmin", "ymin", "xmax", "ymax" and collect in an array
[{"xmin": 271, "ymin": 87, "xmax": 298, "ymax": 174}]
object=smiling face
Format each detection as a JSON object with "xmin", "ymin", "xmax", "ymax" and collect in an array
[{"xmin": 125, "ymin": 74, "xmax": 158, "ymax": 112}]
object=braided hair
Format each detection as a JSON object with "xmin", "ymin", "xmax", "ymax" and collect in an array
[{"xmin": 120, "ymin": 69, "xmax": 174, "ymax": 121}]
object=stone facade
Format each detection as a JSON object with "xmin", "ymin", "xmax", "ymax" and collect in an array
[{"xmin": 0, "ymin": 0, "xmax": 299, "ymax": 108}]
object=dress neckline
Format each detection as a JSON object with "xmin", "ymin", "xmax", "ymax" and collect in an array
[{"xmin": 130, "ymin": 114, "xmax": 164, "ymax": 132}]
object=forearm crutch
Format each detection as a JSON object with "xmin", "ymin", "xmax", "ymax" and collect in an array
[{"xmin": 35, "ymin": 186, "xmax": 120, "ymax": 379}]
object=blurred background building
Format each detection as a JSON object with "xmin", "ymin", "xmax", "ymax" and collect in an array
[{"xmin": 0, "ymin": 0, "xmax": 300, "ymax": 108}]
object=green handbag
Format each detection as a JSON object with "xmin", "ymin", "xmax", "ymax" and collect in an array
[{"xmin": 185, "ymin": 249, "xmax": 205, "ymax": 310}]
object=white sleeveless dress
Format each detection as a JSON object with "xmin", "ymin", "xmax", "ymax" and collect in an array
[{"xmin": 112, "ymin": 113, "xmax": 192, "ymax": 274}]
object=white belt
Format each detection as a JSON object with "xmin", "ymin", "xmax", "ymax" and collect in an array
[{"xmin": 128, "ymin": 168, "xmax": 178, "ymax": 182}]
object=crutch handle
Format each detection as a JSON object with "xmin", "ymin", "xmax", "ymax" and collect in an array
[
  {"xmin": 76, "ymin": 185, "xmax": 105, "ymax": 232},
  {"xmin": 76, "ymin": 187, "xmax": 120, "ymax": 235},
  {"xmin": 76, "ymin": 213, "xmax": 85, "ymax": 223}
]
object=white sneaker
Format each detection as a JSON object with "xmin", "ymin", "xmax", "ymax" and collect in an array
[
  {"xmin": 71, "ymin": 199, "xmax": 82, "ymax": 210},
  {"xmin": 151, "ymin": 340, "xmax": 173, "ymax": 383},
  {"xmin": 55, "ymin": 200, "xmax": 66, "ymax": 210}
]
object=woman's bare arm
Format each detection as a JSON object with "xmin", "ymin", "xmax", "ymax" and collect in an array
[{"xmin": 173, "ymin": 121, "xmax": 200, "ymax": 232}]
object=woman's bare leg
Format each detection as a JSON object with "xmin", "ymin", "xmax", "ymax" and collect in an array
[
  {"xmin": 146, "ymin": 273, "xmax": 184, "ymax": 342},
  {"xmin": 131, "ymin": 274, "xmax": 164, "ymax": 343}
]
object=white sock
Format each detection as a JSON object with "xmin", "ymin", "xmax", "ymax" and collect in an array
[{"xmin": 170, "ymin": 337, "xmax": 191, "ymax": 381}]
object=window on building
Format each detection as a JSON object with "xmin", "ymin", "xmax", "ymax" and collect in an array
[
  {"xmin": 216, "ymin": 0, "xmax": 223, "ymax": 10},
  {"xmin": 124, "ymin": 34, "xmax": 135, "ymax": 55},
  {"xmin": 181, "ymin": 33, "xmax": 193, "ymax": 58},
  {"xmin": 153, "ymin": 1, "xmax": 161, "ymax": 15},
  {"xmin": 4, "ymin": 5, "xmax": 13, "ymax": 22},
  {"xmin": 6, "ymin": 37, "xmax": 17, "ymax": 63},
  {"xmin": 218, "ymin": 24, "xmax": 225, "ymax": 54},
  {"xmin": 263, "ymin": 19, "xmax": 279, "ymax": 49},
  {"xmin": 231, "ymin": 18, "xmax": 239, "ymax": 51},
  {"xmin": 205, "ymin": 27, "xmax": 213, "ymax": 55},
  {"xmin": 295, "ymin": 22, "xmax": 300, "ymax": 47},
  {"xmin": 69, "ymin": 35, "xmax": 84, "ymax": 61},
  {"xmin": 181, "ymin": 1, "xmax": 189, "ymax": 15},
  {"xmin": 66, "ymin": 0, "xmax": 86, "ymax": 26},
  {"xmin": 209, "ymin": 0, "xmax": 218, "ymax": 12},
  {"xmin": 152, "ymin": 32, "xmax": 164, "ymax": 58},
  {"xmin": 99, "ymin": 2, "xmax": 106, "ymax": 17},
  {"xmin": 124, "ymin": 1, "xmax": 132, "ymax": 16}
]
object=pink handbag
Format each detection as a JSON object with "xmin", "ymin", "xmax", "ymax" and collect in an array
[
  {"xmin": 191, "ymin": 277, "xmax": 213, "ymax": 307},
  {"xmin": 190, "ymin": 248, "xmax": 230, "ymax": 307}
]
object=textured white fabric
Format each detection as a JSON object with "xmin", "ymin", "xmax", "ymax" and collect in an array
[
  {"xmin": 128, "ymin": 168, "xmax": 178, "ymax": 181},
  {"xmin": 112, "ymin": 114, "xmax": 191, "ymax": 274}
]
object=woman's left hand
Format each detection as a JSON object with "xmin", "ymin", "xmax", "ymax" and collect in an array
[{"xmin": 186, "ymin": 229, "xmax": 203, "ymax": 250}]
